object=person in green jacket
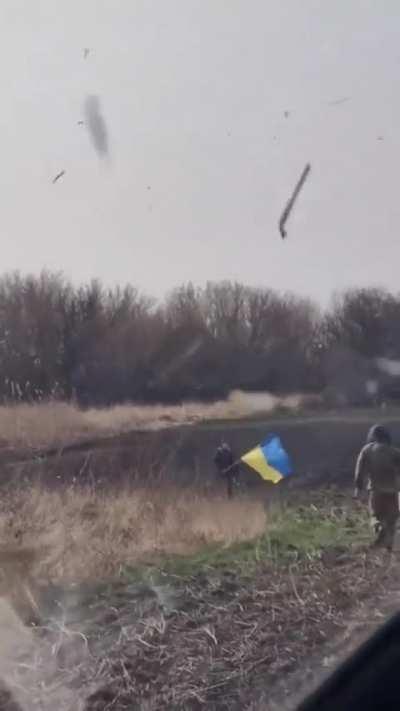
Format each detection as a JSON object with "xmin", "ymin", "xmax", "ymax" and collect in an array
[{"xmin": 354, "ymin": 424, "xmax": 400, "ymax": 551}]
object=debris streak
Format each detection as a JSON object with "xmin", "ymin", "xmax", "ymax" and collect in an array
[
  {"xmin": 84, "ymin": 95, "xmax": 109, "ymax": 159},
  {"xmin": 279, "ymin": 163, "xmax": 311, "ymax": 239}
]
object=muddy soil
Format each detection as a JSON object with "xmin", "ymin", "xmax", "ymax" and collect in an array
[
  {"xmin": 1, "ymin": 415, "xmax": 400, "ymax": 709},
  {"xmin": 56, "ymin": 547, "xmax": 400, "ymax": 710},
  {"xmin": 3, "ymin": 412, "xmax": 400, "ymax": 492},
  {"xmin": 261, "ymin": 554, "xmax": 400, "ymax": 710},
  {"xmin": 2, "ymin": 536, "xmax": 396, "ymax": 709},
  {"xmin": 0, "ymin": 492, "xmax": 399, "ymax": 711}
]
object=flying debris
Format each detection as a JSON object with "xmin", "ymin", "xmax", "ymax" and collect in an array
[
  {"xmin": 83, "ymin": 48, "xmax": 90, "ymax": 59},
  {"xmin": 279, "ymin": 163, "xmax": 311, "ymax": 239},
  {"xmin": 329, "ymin": 96, "xmax": 351, "ymax": 106},
  {"xmin": 52, "ymin": 170, "xmax": 66, "ymax": 184},
  {"xmin": 84, "ymin": 95, "xmax": 109, "ymax": 159}
]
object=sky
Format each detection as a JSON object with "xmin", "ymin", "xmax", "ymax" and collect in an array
[{"xmin": 1, "ymin": 0, "xmax": 400, "ymax": 304}]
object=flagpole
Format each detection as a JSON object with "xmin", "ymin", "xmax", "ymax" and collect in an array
[
  {"xmin": 222, "ymin": 444, "xmax": 261, "ymax": 474},
  {"xmin": 222, "ymin": 458, "xmax": 241, "ymax": 475}
]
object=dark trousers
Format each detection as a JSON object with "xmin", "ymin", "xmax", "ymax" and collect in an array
[
  {"xmin": 226, "ymin": 473, "xmax": 234, "ymax": 499},
  {"xmin": 217, "ymin": 468, "xmax": 236, "ymax": 498},
  {"xmin": 369, "ymin": 490, "xmax": 399, "ymax": 551}
]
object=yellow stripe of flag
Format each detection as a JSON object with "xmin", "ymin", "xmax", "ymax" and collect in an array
[{"xmin": 241, "ymin": 445, "xmax": 283, "ymax": 484}]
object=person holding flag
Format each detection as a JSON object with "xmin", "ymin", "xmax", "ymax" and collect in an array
[
  {"xmin": 215, "ymin": 434, "xmax": 293, "ymax": 499},
  {"xmin": 214, "ymin": 441, "xmax": 239, "ymax": 498}
]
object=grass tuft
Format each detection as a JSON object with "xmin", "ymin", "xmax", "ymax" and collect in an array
[{"xmin": 124, "ymin": 496, "xmax": 370, "ymax": 583}]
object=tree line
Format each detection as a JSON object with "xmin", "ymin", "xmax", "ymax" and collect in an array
[{"xmin": 0, "ymin": 271, "xmax": 399, "ymax": 407}]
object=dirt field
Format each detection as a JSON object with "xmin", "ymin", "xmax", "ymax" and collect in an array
[
  {"xmin": 0, "ymin": 404, "xmax": 400, "ymax": 709},
  {"xmin": 3, "ymin": 403, "xmax": 400, "ymax": 495},
  {"xmin": 0, "ymin": 491, "xmax": 396, "ymax": 711},
  {"xmin": 0, "ymin": 392, "xmax": 314, "ymax": 451}
]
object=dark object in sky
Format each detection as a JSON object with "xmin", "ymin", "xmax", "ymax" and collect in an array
[
  {"xmin": 83, "ymin": 48, "xmax": 90, "ymax": 59},
  {"xmin": 377, "ymin": 136, "xmax": 384, "ymax": 141},
  {"xmin": 284, "ymin": 110, "xmax": 290, "ymax": 118},
  {"xmin": 84, "ymin": 95, "xmax": 109, "ymax": 158},
  {"xmin": 279, "ymin": 163, "xmax": 311, "ymax": 239},
  {"xmin": 77, "ymin": 121, "xmax": 84, "ymax": 126},
  {"xmin": 297, "ymin": 611, "xmax": 400, "ymax": 711},
  {"xmin": 52, "ymin": 170, "xmax": 65, "ymax": 184},
  {"xmin": 329, "ymin": 96, "xmax": 351, "ymax": 106}
]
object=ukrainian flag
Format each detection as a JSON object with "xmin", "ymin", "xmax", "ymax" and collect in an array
[{"xmin": 241, "ymin": 434, "xmax": 293, "ymax": 484}]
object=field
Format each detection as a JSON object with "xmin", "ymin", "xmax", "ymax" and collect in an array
[
  {"xmin": 0, "ymin": 392, "xmax": 312, "ymax": 451},
  {"xmin": 0, "ymin": 400, "xmax": 399, "ymax": 710}
]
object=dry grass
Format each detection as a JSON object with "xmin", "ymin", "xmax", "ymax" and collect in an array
[
  {"xmin": 1, "ymin": 549, "xmax": 383, "ymax": 711},
  {"xmin": 0, "ymin": 493, "xmax": 379, "ymax": 711},
  {"xmin": 0, "ymin": 390, "xmax": 316, "ymax": 450},
  {"xmin": 0, "ymin": 486, "xmax": 267, "ymax": 584},
  {"xmin": 0, "ymin": 485, "xmax": 267, "ymax": 710}
]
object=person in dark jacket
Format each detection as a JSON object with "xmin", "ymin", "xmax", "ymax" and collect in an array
[
  {"xmin": 214, "ymin": 441, "xmax": 238, "ymax": 498},
  {"xmin": 354, "ymin": 424, "xmax": 400, "ymax": 551}
]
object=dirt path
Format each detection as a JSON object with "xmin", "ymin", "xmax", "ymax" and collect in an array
[
  {"xmin": 78, "ymin": 547, "xmax": 400, "ymax": 710},
  {"xmin": 5, "ymin": 409, "xmax": 400, "ymax": 495},
  {"xmin": 2, "ymin": 494, "xmax": 400, "ymax": 711},
  {"xmin": 0, "ymin": 549, "xmax": 399, "ymax": 711},
  {"xmin": 259, "ymin": 552, "xmax": 400, "ymax": 710}
]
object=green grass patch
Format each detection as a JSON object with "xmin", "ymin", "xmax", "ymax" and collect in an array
[
  {"xmin": 123, "ymin": 500, "xmax": 370, "ymax": 586},
  {"xmin": 266, "ymin": 503, "xmax": 369, "ymax": 556}
]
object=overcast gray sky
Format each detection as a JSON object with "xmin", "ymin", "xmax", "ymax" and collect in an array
[{"xmin": 1, "ymin": 1, "xmax": 399, "ymax": 303}]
